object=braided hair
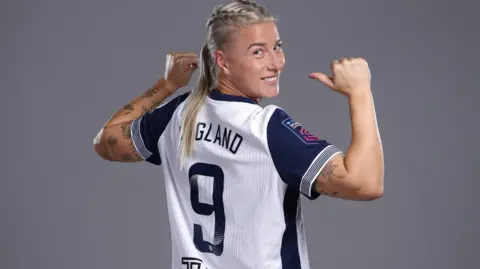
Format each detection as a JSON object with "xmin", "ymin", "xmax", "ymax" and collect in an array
[{"xmin": 179, "ymin": 0, "xmax": 276, "ymax": 163}]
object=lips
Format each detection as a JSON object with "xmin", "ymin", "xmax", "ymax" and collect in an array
[{"xmin": 261, "ymin": 75, "xmax": 278, "ymax": 82}]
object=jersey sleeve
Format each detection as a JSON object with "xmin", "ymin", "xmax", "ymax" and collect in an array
[
  {"xmin": 130, "ymin": 91, "xmax": 190, "ymax": 165},
  {"xmin": 266, "ymin": 108, "xmax": 343, "ymax": 200}
]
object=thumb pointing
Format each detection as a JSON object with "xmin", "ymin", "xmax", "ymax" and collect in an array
[{"xmin": 309, "ymin": 72, "xmax": 334, "ymax": 89}]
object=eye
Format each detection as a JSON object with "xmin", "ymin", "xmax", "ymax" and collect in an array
[
  {"xmin": 253, "ymin": 49, "xmax": 264, "ymax": 55},
  {"xmin": 274, "ymin": 43, "xmax": 283, "ymax": 51}
]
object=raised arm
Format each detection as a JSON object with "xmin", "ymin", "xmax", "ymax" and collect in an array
[
  {"xmin": 93, "ymin": 78, "xmax": 175, "ymax": 162},
  {"xmin": 309, "ymin": 58, "xmax": 384, "ymax": 201},
  {"xmin": 93, "ymin": 52, "xmax": 199, "ymax": 162}
]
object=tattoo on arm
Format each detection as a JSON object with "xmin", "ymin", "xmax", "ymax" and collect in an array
[
  {"xmin": 149, "ymin": 100, "xmax": 163, "ymax": 111},
  {"xmin": 121, "ymin": 123, "xmax": 131, "ymax": 139},
  {"xmin": 102, "ymin": 135, "xmax": 117, "ymax": 159},
  {"xmin": 119, "ymin": 122, "xmax": 143, "ymax": 161},
  {"xmin": 107, "ymin": 135, "xmax": 117, "ymax": 146},
  {"xmin": 320, "ymin": 160, "xmax": 338, "ymax": 182},
  {"xmin": 142, "ymin": 106, "xmax": 150, "ymax": 115},
  {"xmin": 317, "ymin": 158, "xmax": 343, "ymax": 197},
  {"xmin": 317, "ymin": 188, "xmax": 339, "ymax": 197},
  {"xmin": 123, "ymin": 104, "xmax": 134, "ymax": 115},
  {"xmin": 142, "ymin": 86, "xmax": 162, "ymax": 98}
]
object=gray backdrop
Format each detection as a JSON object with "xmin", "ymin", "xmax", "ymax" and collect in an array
[{"xmin": 2, "ymin": 0, "xmax": 479, "ymax": 268}]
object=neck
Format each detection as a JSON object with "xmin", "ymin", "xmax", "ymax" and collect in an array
[{"xmin": 217, "ymin": 78, "xmax": 260, "ymax": 104}]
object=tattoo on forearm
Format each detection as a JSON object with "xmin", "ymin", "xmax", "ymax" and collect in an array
[
  {"xmin": 118, "ymin": 140, "xmax": 142, "ymax": 162},
  {"xmin": 143, "ymin": 86, "xmax": 161, "ymax": 98},
  {"xmin": 129, "ymin": 139, "xmax": 142, "ymax": 160},
  {"xmin": 149, "ymin": 100, "xmax": 163, "ymax": 110},
  {"xmin": 107, "ymin": 135, "xmax": 117, "ymax": 146},
  {"xmin": 104, "ymin": 135, "xmax": 117, "ymax": 158},
  {"xmin": 123, "ymin": 104, "xmax": 134, "ymax": 115},
  {"xmin": 121, "ymin": 123, "xmax": 132, "ymax": 139},
  {"xmin": 142, "ymin": 106, "xmax": 149, "ymax": 115},
  {"xmin": 113, "ymin": 122, "xmax": 142, "ymax": 162},
  {"xmin": 121, "ymin": 103, "xmax": 152, "ymax": 118}
]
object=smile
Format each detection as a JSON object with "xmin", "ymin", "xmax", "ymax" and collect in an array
[{"xmin": 262, "ymin": 76, "xmax": 278, "ymax": 82}]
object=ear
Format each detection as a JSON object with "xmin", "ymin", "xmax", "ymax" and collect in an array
[{"xmin": 214, "ymin": 50, "xmax": 231, "ymax": 75}]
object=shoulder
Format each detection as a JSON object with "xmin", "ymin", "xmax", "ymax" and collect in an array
[
  {"xmin": 140, "ymin": 90, "xmax": 192, "ymax": 127},
  {"xmin": 251, "ymin": 104, "xmax": 305, "ymax": 139},
  {"xmin": 250, "ymin": 104, "xmax": 284, "ymax": 125},
  {"xmin": 259, "ymin": 104, "xmax": 328, "ymax": 148},
  {"xmin": 151, "ymin": 90, "xmax": 191, "ymax": 114},
  {"xmin": 246, "ymin": 104, "xmax": 319, "ymax": 146}
]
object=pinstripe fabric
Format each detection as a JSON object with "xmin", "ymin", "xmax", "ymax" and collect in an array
[{"xmin": 130, "ymin": 90, "xmax": 343, "ymax": 269}]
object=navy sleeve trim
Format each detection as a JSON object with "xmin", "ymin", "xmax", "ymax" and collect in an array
[
  {"xmin": 130, "ymin": 91, "xmax": 190, "ymax": 165},
  {"xmin": 300, "ymin": 145, "xmax": 343, "ymax": 198}
]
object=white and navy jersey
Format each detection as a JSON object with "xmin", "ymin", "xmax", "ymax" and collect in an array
[{"xmin": 130, "ymin": 89, "xmax": 343, "ymax": 269}]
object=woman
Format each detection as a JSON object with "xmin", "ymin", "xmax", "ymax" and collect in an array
[{"xmin": 93, "ymin": 1, "xmax": 384, "ymax": 268}]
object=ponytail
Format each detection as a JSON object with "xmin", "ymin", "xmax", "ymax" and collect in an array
[
  {"xmin": 179, "ymin": 42, "xmax": 216, "ymax": 163},
  {"xmin": 178, "ymin": 0, "xmax": 275, "ymax": 165}
]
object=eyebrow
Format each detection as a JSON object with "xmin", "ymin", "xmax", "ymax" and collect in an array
[{"xmin": 247, "ymin": 39, "xmax": 282, "ymax": 50}]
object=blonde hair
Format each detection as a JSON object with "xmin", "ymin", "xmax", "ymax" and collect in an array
[{"xmin": 179, "ymin": 0, "xmax": 276, "ymax": 161}]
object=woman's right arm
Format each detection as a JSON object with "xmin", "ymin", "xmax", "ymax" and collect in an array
[{"xmin": 93, "ymin": 52, "xmax": 199, "ymax": 162}]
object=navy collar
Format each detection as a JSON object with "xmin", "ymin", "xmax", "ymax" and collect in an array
[{"xmin": 208, "ymin": 89, "xmax": 258, "ymax": 104}]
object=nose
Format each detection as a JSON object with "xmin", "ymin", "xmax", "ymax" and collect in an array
[{"xmin": 267, "ymin": 52, "xmax": 285, "ymax": 71}]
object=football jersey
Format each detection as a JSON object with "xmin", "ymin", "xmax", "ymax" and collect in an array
[{"xmin": 130, "ymin": 89, "xmax": 343, "ymax": 269}]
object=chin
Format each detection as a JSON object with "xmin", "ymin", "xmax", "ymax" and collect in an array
[{"xmin": 262, "ymin": 86, "xmax": 280, "ymax": 98}]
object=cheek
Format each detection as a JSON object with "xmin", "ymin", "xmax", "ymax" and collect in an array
[
  {"xmin": 238, "ymin": 61, "xmax": 261, "ymax": 80},
  {"xmin": 243, "ymin": 61, "xmax": 264, "ymax": 76}
]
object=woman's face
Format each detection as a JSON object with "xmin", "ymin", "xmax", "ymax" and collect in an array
[{"xmin": 215, "ymin": 21, "xmax": 286, "ymax": 99}]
